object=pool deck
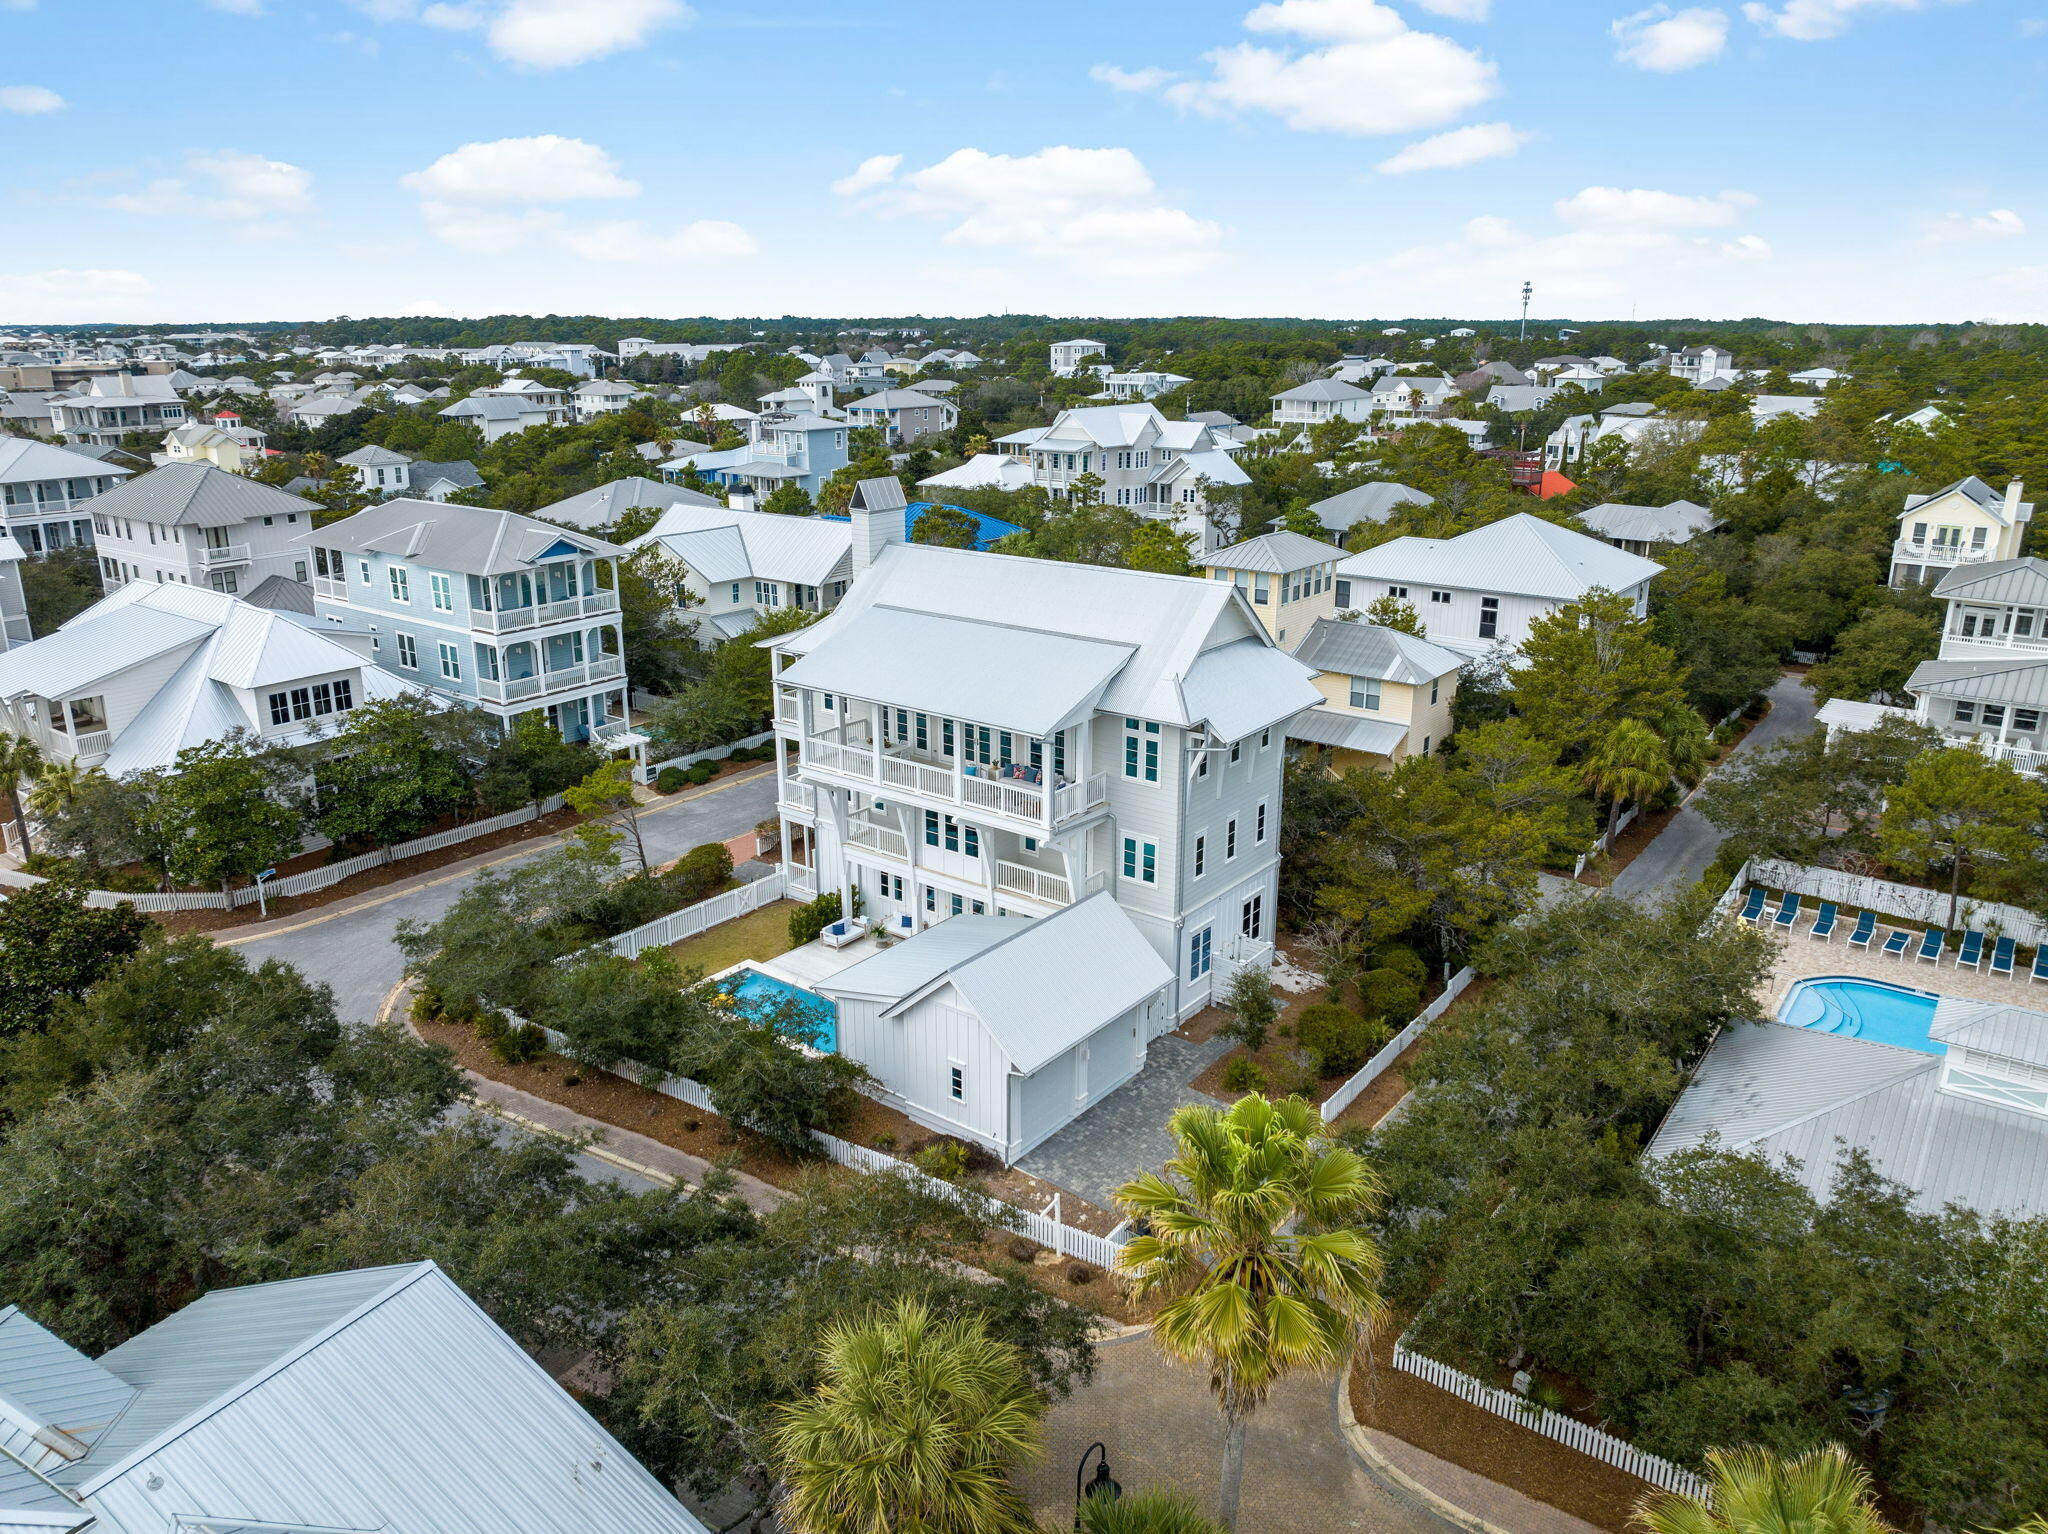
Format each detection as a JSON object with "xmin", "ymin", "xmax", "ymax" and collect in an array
[{"xmin": 1759, "ymin": 908, "xmax": 2048, "ymax": 1015}]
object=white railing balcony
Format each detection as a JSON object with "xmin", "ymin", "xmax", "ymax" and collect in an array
[
  {"xmin": 312, "ymin": 576, "xmax": 348, "ymax": 601},
  {"xmin": 777, "ymin": 781, "xmax": 816, "ymax": 817},
  {"xmin": 3, "ymin": 494, "xmax": 92, "ymax": 518},
  {"xmin": 1976, "ymin": 739, "xmax": 2048, "ymax": 778},
  {"xmin": 993, "ymin": 859, "xmax": 1070, "ymax": 905},
  {"xmin": 775, "ymin": 690, "xmax": 800, "ymax": 726},
  {"xmin": 845, "ymin": 821, "xmax": 910, "ymax": 861},
  {"xmin": 198, "ymin": 543, "xmax": 251, "ymax": 566},
  {"xmin": 473, "ymin": 655, "xmax": 623, "ymax": 704},
  {"xmin": 1895, "ymin": 540, "xmax": 1993, "ymax": 567},
  {"xmin": 471, "ymin": 589, "xmax": 620, "ymax": 633},
  {"xmin": 1945, "ymin": 629, "xmax": 2048, "ymax": 654},
  {"xmin": 35, "ymin": 728, "xmax": 110, "ymax": 761}
]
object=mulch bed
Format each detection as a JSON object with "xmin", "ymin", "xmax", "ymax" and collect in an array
[
  {"xmin": 417, "ymin": 1015, "xmax": 1156, "ymax": 1325},
  {"xmin": 1350, "ymin": 1325, "xmax": 1654, "ymax": 1533}
]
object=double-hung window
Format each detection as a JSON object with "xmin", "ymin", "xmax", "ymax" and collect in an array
[
  {"xmin": 1350, "ymin": 676, "xmax": 1381, "ymax": 710},
  {"xmin": 1123, "ymin": 719, "xmax": 1159, "ymax": 781},
  {"xmin": 1241, "ymin": 894, "xmax": 1264, "ymax": 940},
  {"xmin": 1226, "ymin": 819, "xmax": 1238, "ymax": 860},
  {"xmin": 1256, "ymin": 801, "xmax": 1268, "ymax": 843},
  {"xmin": 395, "ymin": 633, "xmax": 418, "ymax": 669},
  {"xmin": 430, "ymin": 573, "xmax": 453, "ymax": 611},
  {"xmin": 437, "ymin": 641, "xmax": 461, "ymax": 680},
  {"xmin": 389, "ymin": 566, "xmax": 410, "ymax": 603},
  {"xmin": 1122, "ymin": 837, "xmax": 1157, "ymax": 883},
  {"xmin": 1478, "ymin": 597, "xmax": 1499, "ymax": 640},
  {"xmin": 1189, "ymin": 927, "xmax": 1212, "ymax": 980},
  {"xmin": 1194, "ymin": 835, "xmax": 1206, "ymax": 877}
]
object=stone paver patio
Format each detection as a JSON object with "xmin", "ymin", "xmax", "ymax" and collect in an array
[{"xmin": 1758, "ymin": 906, "xmax": 2048, "ymax": 1015}]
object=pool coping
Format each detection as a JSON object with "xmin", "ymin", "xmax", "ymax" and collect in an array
[{"xmin": 1774, "ymin": 974, "xmax": 1947, "ymax": 1057}]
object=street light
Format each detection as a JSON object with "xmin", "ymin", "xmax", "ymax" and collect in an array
[{"xmin": 1075, "ymin": 1442, "xmax": 1121, "ymax": 1526}]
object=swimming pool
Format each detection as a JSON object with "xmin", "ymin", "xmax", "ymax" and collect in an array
[
  {"xmin": 716, "ymin": 966, "xmax": 838, "ymax": 1054},
  {"xmin": 1778, "ymin": 977, "xmax": 1942, "ymax": 1054}
]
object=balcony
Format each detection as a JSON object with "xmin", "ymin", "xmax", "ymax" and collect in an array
[
  {"xmin": 24, "ymin": 724, "xmax": 110, "ymax": 762},
  {"xmin": 993, "ymin": 858, "xmax": 1070, "ymax": 904},
  {"xmin": 1976, "ymin": 738, "xmax": 2048, "ymax": 778},
  {"xmin": 472, "ymin": 654, "xmax": 624, "ymax": 705},
  {"xmin": 1944, "ymin": 628, "xmax": 2048, "ymax": 655},
  {"xmin": 3, "ymin": 494, "xmax": 93, "ymax": 519},
  {"xmin": 198, "ymin": 543, "xmax": 251, "ymax": 567},
  {"xmin": 1895, "ymin": 540, "xmax": 1993, "ymax": 568},
  {"xmin": 313, "ymin": 575, "xmax": 348, "ymax": 601},
  {"xmin": 800, "ymin": 719, "xmax": 1108, "ymax": 830},
  {"xmin": 778, "ymin": 780, "xmax": 817, "ymax": 818},
  {"xmin": 471, "ymin": 590, "xmax": 620, "ymax": 634},
  {"xmin": 844, "ymin": 820, "xmax": 910, "ymax": 861}
]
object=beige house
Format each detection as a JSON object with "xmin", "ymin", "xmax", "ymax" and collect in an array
[
  {"xmin": 1890, "ymin": 477, "xmax": 2033, "ymax": 588},
  {"xmin": 160, "ymin": 413, "xmax": 268, "ymax": 474},
  {"xmin": 1200, "ymin": 530, "xmax": 1347, "ymax": 648},
  {"xmin": 1285, "ymin": 618, "xmax": 1463, "ymax": 772}
]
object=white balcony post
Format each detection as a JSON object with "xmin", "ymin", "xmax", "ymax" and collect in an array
[{"xmin": 870, "ymin": 700, "xmax": 883, "ymax": 782}]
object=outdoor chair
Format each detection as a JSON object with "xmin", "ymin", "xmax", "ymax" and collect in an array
[
  {"xmin": 1916, "ymin": 928, "xmax": 1944, "ymax": 964},
  {"xmin": 1737, "ymin": 887, "xmax": 1768, "ymax": 923},
  {"xmin": 1956, "ymin": 931, "xmax": 1986, "ymax": 971},
  {"xmin": 1846, "ymin": 911, "xmax": 1876, "ymax": 949},
  {"xmin": 1881, "ymin": 928, "xmax": 1912, "ymax": 959},
  {"xmin": 1991, "ymin": 937, "xmax": 2016, "ymax": 978},
  {"xmin": 1770, "ymin": 892, "xmax": 1801, "ymax": 930},
  {"xmin": 2033, "ymin": 948, "xmax": 2048, "ymax": 985},
  {"xmin": 1808, "ymin": 902, "xmax": 1839, "ymax": 941}
]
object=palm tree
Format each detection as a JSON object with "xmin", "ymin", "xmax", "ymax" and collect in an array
[
  {"xmin": 24, "ymin": 761, "xmax": 105, "ymax": 825},
  {"xmin": 1114, "ymin": 1093, "xmax": 1387, "ymax": 1528},
  {"xmin": 1583, "ymin": 716, "xmax": 1673, "ymax": 848},
  {"xmin": 0, "ymin": 732, "xmax": 44, "ymax": 859},
  {"xmin": 1633, "ymin": 1444, "xmax": 1890, "ymax": 1534},
  {"xmin": 1078, "ymin": 1490, "xmax": 1228, "ymax": 1534},
  {"xmin": 769, "ymin": 1297, "xmax": 1044, "ymax": 1534}
]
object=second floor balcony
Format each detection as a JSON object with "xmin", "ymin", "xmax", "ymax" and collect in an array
[
  {"xmin": 472, "ymin": 588, "xmax": 619, "ymax": 633},
  {"xmin": 1895, "ymin": 538, "xmax": 1993, "ymax": 568},
  {"xmin": 473, "ymin": 652, "xmax": 623, "ymax": 705},
  {"xmin": 797, "ymin": 713, "xmax": 1108, "ymax": 831},
  {"xmin": 198, "ymin": 542, "xmax": 251, "ymax": 567}
]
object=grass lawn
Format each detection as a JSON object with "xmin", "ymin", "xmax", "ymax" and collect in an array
[{"xmin": 663, "ymin": 900, "xmax": 799, "ymax": 977}]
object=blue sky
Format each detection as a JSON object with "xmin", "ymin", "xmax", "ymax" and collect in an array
[{"xmin": 1, "ymin": 0, "xmax": 2043, "ymax": 325}]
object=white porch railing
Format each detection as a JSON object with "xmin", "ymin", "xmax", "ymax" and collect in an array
[
  {"xmin": 198, "ymin": 543, "xmax": 250, "ymax": 565},
  {"xmin": 1893, "ymin": 540, "xmax": 1992, "ymax": 567},
  {"xmin": 845, "ymin": 821, "xmax": 910, "ymax": 861},
  {"xmin": 993, "ymin": 858, "xmax": 1069, "ymax": 904},
  {"xmin": 471, "ymin": 590, "xmax": 619, "ymax": 633},
  {"xmin": 474, "ymin": 655, "xmax": 624, "ymax": 703}
]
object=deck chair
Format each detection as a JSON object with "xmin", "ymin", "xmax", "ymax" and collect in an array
[
  {"xmin": 1846, "ymin": 911, "xmax": 1876, "ymax": 950},
  {"xmin": 1737, "ymin": 887, "xmax": 1768, "ymax": 923},
  {"xmin": 1808, "ymin": 902, "xmax": 1839, "ymax": 941},
  {"xmin": 2033, "ymin": 948, "xmax": 2048, "ymax": 985},
  {"xmin": 1917, "ymin": 928, "xmax": 1945, "ymax": 964},
  {"xmin": 1770, "ymin": 892, "xmax": 1801, "ymax": 930},
  {"xmin": 1991, "ymin": 937, "xmax": 2016, "ymax": 978},
  {"xmin": 1882, "ymin": 928, "xmax": 1912, "ymax": 959},
  {"xmin": 1956, "ymin": 930, "xmax": 1986, "ymax": 971}
]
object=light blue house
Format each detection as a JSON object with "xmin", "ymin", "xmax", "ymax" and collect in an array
[
  {"xmin": 660, "ymin": 408, "xmax": 850, "ymax": 501},
  {"xmin": 304, "ymin": 498, "xmax": 636, "ymax": 752},
  {"xmin": 0, "ymin": 1262, "xmax": 712, "ymax": 1534}
]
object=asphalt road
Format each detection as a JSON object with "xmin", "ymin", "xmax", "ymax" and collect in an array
[
  {"xmin": 1609, "ymin": 672, "xmax": 1819, "ymax": 901},
  {"xmin": 219, "ymin": 769, "xmax": 779, "ymax": 1023}
]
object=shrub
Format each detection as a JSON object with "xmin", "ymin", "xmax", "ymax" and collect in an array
[
  {"xmin": 1371, "ymin": 943, "xmax": 1428, "ymax": 985},
  {"xmin": 655, "ymin": 765, "xmax": 688, "ymax": 793},
  {"xmin": 911, "ymin": 1139, "xmax": 972, "ymax": 1183},
  {"xmin": 1297, "ymin": 1001, "xmax": 1389, "ymax": 1076},
  {"xmin": 1220, "ymin": 966, "xmax": 1279, "ymax": 1051},
  {"xmin": 410, "ymin": 984, "xmax": 446, "ymax": 1022},
  {"xmin": 1222, "ymin": 1056, "xmax": 1268, "ymax": 1094},
  {"xmin": 789, "ymin": 891, "xmax": 843, "ymax": 947},
  {"xmin": 873, "ymin": 1131, "xmax": 898, "ymax": 1153},
  {"xmin": 685, "ymin": 762, "xmax": 715, "ymax": 785},
  {"xmin": 1006, "ymin": 1236, "xmax": 1037, "ymax": 1263},
  {"xmin": 671, "ymin": 841, "xmax": 734, "ymax": 901},
  {"xmin": 1356, "ymin": 966, "xmax": 1423, "ymax": 1024},
  {"xmin": 1064, "ymin": 1263, "xmax": 1094, "ymax": 1285},
  {"xmin": 472, "ymin": 1007, "xmax": 543, "ymax": 1063}
]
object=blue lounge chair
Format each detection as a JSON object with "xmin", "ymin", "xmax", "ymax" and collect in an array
[
  {"xmin": 1917, "ymin": 928, "xmax": 1945, "ymax": 964},
  {"xmin": 2033, "ymin": 949, "xmax": 2048, "ymax": 985},
  {"xmin": 1991, "ymin": 937, "xmax": 2016, "ymax": 978},
  {"xmin": 1737, "ymin": 887, "xmax": 1768, "ymax": 923},
  {"xmin": 1846, "ymin": 911, "xmax": 1876, "ymax": 950},
  {"xmin": 1882, "ymin": 928, "xmax": 1912, "ymax": 959},
  {"xmin": 1809, "ymin": 901, "xmax": 1839, "ymax": 941},
  {"xmin": 1956, "ymin": 930, "xmax": 1986, "ymax": 971},
  {"xmin": 1771, "ymin": 892, "xmax": 1801, "ymax": 930}
]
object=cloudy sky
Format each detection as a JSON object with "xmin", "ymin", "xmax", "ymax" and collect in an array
[{"xmin": 1, "ymin": 0, "xmax": 2042, "ymax": 324}]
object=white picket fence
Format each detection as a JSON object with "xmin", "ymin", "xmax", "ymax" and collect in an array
[
  {"xmin": 641, "ymin": 729, "xmax": 775, "ymax": 785},
  {"xmin": 0, "ymin": 796, "xmax": 566, "ymax": 914},
  {"xmin": 1321, "ymin": 966, "xmax": 1475, "ymax": 1124},
  {"xmin": 1392, "ymin": 1340, "xmax": 1711, "ymax": 1499},
  {"xmin": 597, "ymin": 865, "xmax": 793, "ymax": 958},
  {"xmin": 1746, "ymin": 855, "xmax": 2048, "ymax": 946}
]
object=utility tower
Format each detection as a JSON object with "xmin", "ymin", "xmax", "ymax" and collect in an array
[{"xmin": 1519, "ymin": 281, "xmax": 1532, "ymax": 342}]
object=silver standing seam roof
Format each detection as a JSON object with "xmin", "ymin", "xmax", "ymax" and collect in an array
[
  {"xmin": 77, "ymin": 463, "xmax": 315, "ymax": 529},
  {"xmin": 1204, "ymin": 530, "xmax": 1348, "ymax": 575},
  {"xmin": 1286, "ymin": 706, "xmax": 1409, "ymax": 756},
  {"xmin": 309, "ymin": 499, "xmax": 622, "ymax": 576},
  {"xmin": 0, "ymin": 437, "xmax": 134, "ymax": 487},
  {"xmin": 1930, "ymin": 556, "xmax": 2048, "ymax": 607},
  {"xmin": 1336, "ymin": 511, "xmax": 1663, "ymax": 602},
  {"xmin": 1905, "ymin": 655, "xmax": 2048, "ymax": 709},
  {"xmin": 536, "ymin": 477, "xmax": 722, "ymax": 531},
  {"xmin": 1290, "ymin": 619, "xmax": 1464, "ymax": 683},
  {"xmin": 1306, "ymin": 481, "xmax": 1433, "ymax": 535}
]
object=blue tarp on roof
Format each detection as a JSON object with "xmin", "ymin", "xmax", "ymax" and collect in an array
[{"xmin": 819, "ymin": 501, "xmax": 1022, "ymax": 551}]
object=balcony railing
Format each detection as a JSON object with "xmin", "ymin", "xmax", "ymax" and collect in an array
[
  {"xmin": 198, "ymin": 543, "xmax": 251, "ymax": 566},
  {"xmin": 313, "ymin": 576, "xmax": 348, "ymax": 600},
  {"xmin": 472, "ymin": 655, "xmax": 624, "ymax": 704},
  {"xmin": 778, "ymin": 780, "xmax": 816, "ymax": 817},
  {"xmin": 845, "ymin": 821, "xmax": 910, "ymax": 861},
  {"xmin": 471, "ymin": 590, "xmax": 620, "ymax": 634},
  {"xmin": 1945, "ymin": 628, "xmax": 2048, "ymax": 653},
  {"xmin": 28, "ymin": 726, "xmax": 110, "ymax": 761},
  {"xmin": 1976, "ymin": 739, "xmax": 2048, "ymax": 777},
  {"xmin": 993, "ymin": 858, "xmax": 1070, "ymax": 904},
  {"xmin": 800, "ymin": 722, "xmax": 1105, "ymax": 828},
  {"xmin": 1895, "ymin": 540, "xmax": 1992, "ymax": 567},
  {"xmin": 3, "ymin": 494, "xmax": 95, "ymax": 518}
]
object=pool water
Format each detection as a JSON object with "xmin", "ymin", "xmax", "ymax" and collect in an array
[
  {"xmin": 1778, "ymin": 977, "xmax": 1942, "ymax": 1054},
  {"xmin": 720, "ymin": 967, "xmax": 838, "ymax": 1053}
]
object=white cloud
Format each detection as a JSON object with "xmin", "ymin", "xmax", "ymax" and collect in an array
[
  {"xmin": 1923, "ymin": 207, "xmax": 2026, "ymax": 245},
  {"xmin": 488, "ymin": 0, "xmax": 686, "ymax": 67},
  {"xmin": 839, "ymin": 145, "xmax": 1224, "ymax": 278},
  {"xmin": 1612, "ymin": 6, "xmax": 1730, "ymax": 68},
  {"xmin": 556, "ymin": 219, "xmax": 758, "ymax": 262},
  {"xmin": 0, "ymin": 85, "xmax": 64, "ymax": 114},
  {"xmin": 102, "ymin": 149, "xmax": 312, "ymax": 221},
  {"xmin": 421, "ymin": 2, "xmax": 483, "ymax": 24},
  {"xmin": 1722, "ymin": 233, "xmax": 1773, "ymax": 258},
  {"xmin": 0, "ymin": 268, "xmax": 155, "ymax": 322},
  {"xmin": 1375, "ymin": 121, "xmax": 1528, "ymax": 173},
  {"xmin": 1098, "ymin": 0, "xmax": 1498, "ymax": 136},
  {"xmin": 401, "ymin": 136, "xmax": 638, "ymax": 202},
  {"xmin": 1554, "ymin": 184, "xmax": 1755, "ymax": 228},
  {"xmin": 1413, "ymin": 0, "xmax": 1489, "ymax": 15},
  {"xmin": 830, "ymin": 154, "xmax": 902, "ymax": 198},
  {"xmin": 1741, "ymin": 0, "xmax": 1946, "ymax": 40}
]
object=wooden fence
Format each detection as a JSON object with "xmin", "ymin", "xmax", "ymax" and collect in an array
[
  {"xmin": 1391, "ymin": 1340, "xmax": 1711, "ymax": 1499},
  {"xmin": 1320, "ymin": 966, "xmax": 1475, "ymax": 1124}
]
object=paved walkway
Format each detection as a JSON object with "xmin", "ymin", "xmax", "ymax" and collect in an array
[
  {"xmin": 1015, "ymin": 1029, "xmax": 1233, "ymax": 1209},
  {"xmin": 1610, "ymin": 674, "xmax": 1818, "ymax": 901}
]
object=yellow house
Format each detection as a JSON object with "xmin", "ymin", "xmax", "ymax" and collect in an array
[
  {"xmin": 1200, "ymin": 529, "xmax": 1348, "ymax": 648},
  {"xmin": 160, "ymin": 414, "xmax": 269, "ymax": 474},
  {"xmin": 1890, "ymin": 477, "xmax": 2032, "ymax": 588},
  {"xmin": 1285, "ymin": 617, "xmax": 1463, "ymax": 773}
]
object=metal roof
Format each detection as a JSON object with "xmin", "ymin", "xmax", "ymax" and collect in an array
[
  {"xmin": 1178, "ymin": 637, "xmax": 1325, "ymax": 742},
  {"xmin": 80, "ymin": 464, "xmax": 315, "ymax": 529},
  {"xmin": 1931, "ymin": 557, "xmax": 2048, "ymax": 607},
  {"xmin": 1576, "ymin": 499, "xmax": 1720, "ymax": 546},
  {"xmin": 0, "ymin": 1307, "xmax": 136, "ymax": 1471},
  {"xmin": 1307, "ymin": 482, "xmax": 1432, "ymax": 534},
  {"xmin": 1205, "ymin": 530, "xmax": 1347, "ymax": 574},
  {"xmin": 1336, "ymin": 512, "xmax": 1663, "ymax": 602},
  {"xmin": 630, "ymin": 503, "xmax": 854, "ymax": 588},
  {"xmin": 1286, "ymin": 706, "xmax": 1408, "ymax": 755},
  {"xmin": 1272, "ymin": 379, "xmax": 1371, "ymax": 402},
  {"xmin": 536, "ymin": 477, "xmax": 721, "ymax": 531},
  {"xmin": 817, "ymin": 894, "xmax": 1172, "ymax": 1074},
  {"xmin": 1646, "ymin": 1020, "xmax": 2048, "ymax": 1217},
  {"xmin": 1290, "ymin": 619, "xmax": 1463, "ymax": 684},
  {"xmin": 0, "ymin": 437, "xmax": 133, "ymax": 488},
  {"xmin": 1931, "ymin": 997, "xmax": 2048, "ymax": 1069},
  {"xmin": 1903, "ymin": 476, "xmax": 2032, "ymax": 526},
  {"xmin": 313, "ymin": 500, "xmax": 622, "ymax": 575},
  {"xmin": 1905, "ymin": 655, "xmax": 2048, "ymax": 709},
  {"xmin": 336, "ymin": 445, "xmax": 408, "ymax": 468}
]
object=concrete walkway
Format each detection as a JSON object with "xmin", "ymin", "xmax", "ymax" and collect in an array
[{"xmin": 1610, "ymin": 673, "xmax": 1818, "ymax": 901}]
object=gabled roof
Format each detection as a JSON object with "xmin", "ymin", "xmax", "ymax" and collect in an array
[
  {"xmin": 844, "ymin": 389, "xmax": 957, "ymax": 412},
  {"xmin": 438, "ymin": 395, "xmax": 553, "ymax": 422},
  {"xmin": 1336, "ymin": 512, "xmax": 1663, "ymax": 602},
  {"xmin": 816, "ymin": 894, "xmax": 1171, "ymax": 1073},
  {"xmin": 536, "ymin": 477, "xmax": 721, "ymax": 531},
  {"xmin": 1903, "ymin": 476, "xmax": 2031, "ymax": 525},
  {"xmin": 1291, "ymin": 618, "xmax": 1464, "ymax": 683},
  {"xmin": 629, "ymin": 502, "xmax": 853, "ymax": 588},
  {"xmin": 0, "ymin": 437, "xmax": 134, "ymax": 488},
  {"xmin": 1308, "ymin": 481, "xmax": 1433, "ymax": 534},
  {"xmin": 1930, "ymin": 556, "xmax": 2048, "ymax": 606},
  {"xmin": 1905, "ymin": 654, "xmax": 2048, "ymax": 709},
  {"xmin": 313, "ymin": 499, "xmax": 622, "ymax": 576},
  {"xmin": 337, "ymin": 444, "xmax": 409, "ymax": 468},
  {"xmin": 1272, "ymin": 379, "xmax": 1371, "ymax": 403},
  {"xmin": 1576, "ymin": 499, "xmax": 1720, "ymax": 546},
  {"xmin": 1931, "ymin": 997, "xmax": 2048, "ymax": 1070},
  {"xmin": 410, "ymin": 459, "xmax": 484, "ymax": 491},
  {"xmin": 1205, "ymin": 530, "xmax": 1348, "ymax": 574}
]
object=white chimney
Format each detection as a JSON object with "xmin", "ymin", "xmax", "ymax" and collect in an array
[
  {"xmin": 2006, "ymin": 480, "xmax": 2030, "ymax": 526},
  {"xmin": 847, "ymin": 477, "xmax": 907, "ymax": 578}
]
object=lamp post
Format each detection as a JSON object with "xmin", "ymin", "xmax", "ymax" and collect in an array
[{"xmin": 1075, "ymin": 1442, "xmax": 1121, "ymax": 1527}]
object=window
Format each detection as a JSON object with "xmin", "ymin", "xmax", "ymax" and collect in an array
[
  {"xmin": 1230, "ymin": 739, "xmax": 1241, "ymax": 764},
  {"xmin": 430, "ymin": 573, "xmax": 453, "ymax": 611},
  {"xmin": 1241, "ymin": 894, "xmax": 1264, "ymax": 940},
  {"xmin": 1256, "ymin": 802, "xmax": 1268, "ymax": 842},
  {"xmin": 1430, "ymin": 590, "xmax": 1451, "ymax": 604},
  {"xmin": 1944, "ymin": 1064, "xmax": 2048, "ymax": 1116},
  {"xmin": 437, "ymin": 641, "xmax": 461, "ymax": 680},
  {"xmin": 1261, "ymin": 728, "xmax": 1270, "ymax": 748},
  {"xmin": 265, "ymin": 677, "xmax": 351, "ymax": 726},
  {"xmin": 1954, "ymin": 701, "xmax": 1977, "ymax": 723},
  {"xmin": 924, "ymin": 809, "xmax": 940, "ymax": 847},
  {"xmin": 1478, "ymin": 597, "xmax": 1498, "ymax": 640},
  {"xmin": 1982, "ymin": 704, "xmax": 2008, "ymax": 729},
  {"xmin": 1350, "ymin": 676, "xmax": 1381, "ymax": 710},
  {"xmin": 1387, "ymin": 585, "xmax": 1407, "ymax": 599},
  {"xmin": 2016, "ymin": 709, "xmax": 2042, "ymax": 733},
  {"xmin": 1252, "ymin": 574, "xmax": 1270, "ymax": 605},
  {"xmin": 389, "ymin": 566, "xmax": 410, "ymax": 603},
  {"xmin": 1226, "ymin": 819, "xmax": 1237, "ymax": 859},
  {"xmin": 948, "ymin": 1064, "xmax": 964, "ymax": 1102},
  {"xmin": 1122, "ymin": 837, "xmax": 1157, "ymax": 883},
  {"xmin": 1909, "ymin": 521, "xmax": 1928, "ymax": 545},
  {"xmin": 396, "ymin": 633, "xmax": 418, "ymax": 669},
  {"xmin": 1430, "ymin": 678, "xmax": 1440, "ymax": 704},
  {"xmin": 1335, "ymin": 578, "xmax": 1351, "ymax": 608},
  {"xmin": 730, "ymin": 583, "xmax": 742, "ymax": 603},
  {"xmin": 755, "ymin": 580, "xmax": 780, "ymax": 607},
  {"xmin": 1194, "ymin": 836, "xmax": 1206, "ymax": 877},
  {"xmin": 1196, "ymin": 751, "xmax": 1209, "ymax": 779},
  {"xmin": 1123, "ymin": 718, "xmax": 1159, "ymax": 781},
  {"xmin": 294, "ymin": 559, "xmax": 309, "ymax": 583},
  {"xmin": 1189, "ymin": 927, "xmax": 1213, "ymax": 980}
]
